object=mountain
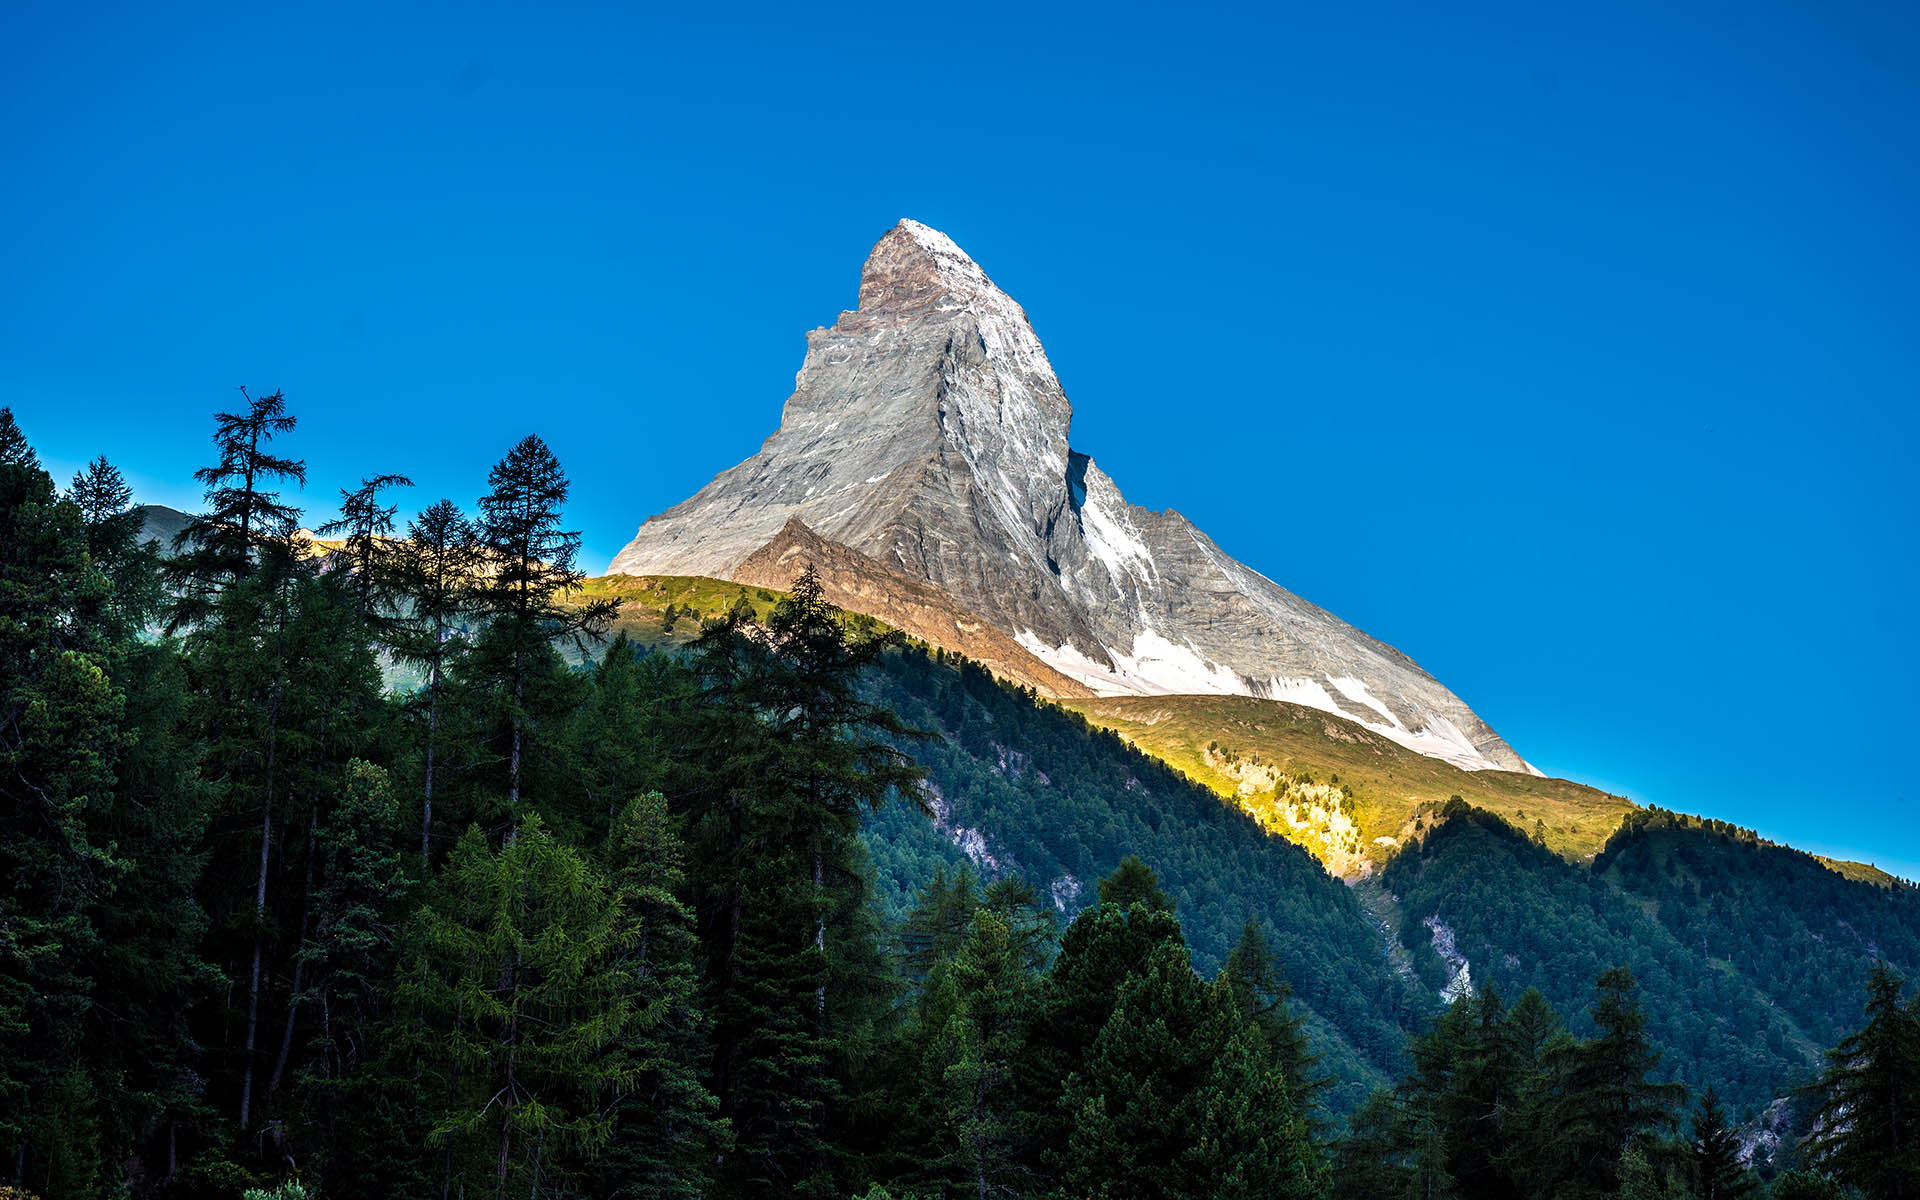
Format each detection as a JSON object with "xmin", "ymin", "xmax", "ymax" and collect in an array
[
  {"xmin": 135, "ymin": 502, "xmax": 193, "ymax": 548},
  {"xmin": 612, "ymin": 219, "xmax": 1532, "ymax": 774}
]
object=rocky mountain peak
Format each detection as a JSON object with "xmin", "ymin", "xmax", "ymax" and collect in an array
[
  {"xmin": 856, "ymin": 219, "xmax": 1008, "ymax": 316},
  {"xmin": 612, "ymin": 220, "xmax": 1536, "ymax": 775}
]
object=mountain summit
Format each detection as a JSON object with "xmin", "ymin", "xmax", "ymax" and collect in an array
[{"xmin": 612, "ymin": 219, "xmax": 1533, "ymax": 773}]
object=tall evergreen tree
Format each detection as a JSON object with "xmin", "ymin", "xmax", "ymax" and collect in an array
[
  {"xmin": 0, "ymin": 413, "xmax": 128, "ymax": 1192},
  {"xmin": 67, "ymin": 455, "xmax": 161, "ymax": 634},
  {"xmin": 0, "ymin": 407, "xmax": 38, "ymax": 468},
  {"xmin": 1805, "ymin": 963, "xmax": 1920, "ymax": 1200},
  {"xmin": 402, "ymin": 817, "xmax": 645, "ymax": 1199},
  {"xmin": 594, "ymin": 793, "xmax": 725, "ymax": 1200},
  {"xmin": 1219, "ymin": 918, "xmax": 1330, "ymax": 1139},
  {"xmin": 316, "ymin": 471, "xmax": 412, "ymax": 624},
  {"xmin": 1691, "ymin": 1084, "xmax": 1758, "ymax": 1200},
  {"xmin": 474, "ymin": 435, "xmax": 616, "ymax": 807},
  {"xmin": 165, "ymin": 387, "xmax": 305, "ymax": 631},
  {"xmin": 389, "ymin": 498, "xmax": 482, "ymax": 862},
  {"xmin": 927, "ymin": 909, "xmax": 1035, "ymax": 1200}
]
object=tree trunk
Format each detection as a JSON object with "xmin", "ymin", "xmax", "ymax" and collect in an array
[
  {"xmin": 814, "ymin": 846, "xmax": 827, "ymax": 1024},
  {"xmin": 423, "ymin": 644, "xmax": 442, "ymax": 865},
  {"xmin": 507, "ymin": 648, "xmax": 524, "ymax": 808},
  {"xmin": 268, "ymin": 807, "xmax": 318, "ymax": 1098},
  {"xmin": 497, "ymin": 952, "xmax": 521, "ymax": 1200},
  {"xmin": 238, "ymin": 677, "xmax": 282, "ymax": 1130}
]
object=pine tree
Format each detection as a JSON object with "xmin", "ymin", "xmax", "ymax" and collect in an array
[
  {"xmin": 389, "ymin": 498, "xmax": 481, "ymax": 863},
  {"xmin": 1219, "ymin": 918, "xmax": 1330, "ymax": 1138},
  {"xmin": 1805, "ymin": 963, "xmax": 1920, "ymax": 1200},
  {"xmin": 928, "ymin": 909, "xmax": 1034, "ymax": 1200},
  {"xmin": 1691, "ymin": 1085, "xmax": 1758, "ymax": 1200},
  {"xmin": 1097, "ymin": 853, "xmax": 1175, "ymax": 912},
  {"xmin": 1555, "ymin": 967, "xmax": 1685, "ymax": 1198},
  {"xmin": 0, "ymin": 407, "xmax": 39, "ymax": 468},
  {"xmin": 165, "ymin": 387, "xmax": 305, "ymax": 631},
  {"xmin": 474, "ymin": 435, "xmax": 616, "ymax": 807},
  {"xmin": 677, "ymin": 568, "xmax": 924, "ymax": 1197},
  {"xmin": 1054, "ymin": 940, "xmax": 1223, "ymax": 1197},
  {"xmin": 594, "ymin": 793, "xmax": 725, "ymax": 1200},
  {"xmin": 0, "ymin": 417, "xmax": 128, "ymax": 1191},
  {"xmin": 1184, "ymin": 1011, "xmax": 1325, "ymax": 1199},
  {"xmin": 402, "ymin": 817, "xmax": 645, "ymax": 1199},
  {"xmin": 316, "ymin": 471, "xmax": 412, "ymax": 624},
  {"xmin": 67, "ymin": 455, "xmax": 161, "ymax": 635}
]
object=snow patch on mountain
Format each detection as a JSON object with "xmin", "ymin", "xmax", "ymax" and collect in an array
[{"xmin": 1017, "ymin": 629, "xmax": 1243, "ymax": 697}]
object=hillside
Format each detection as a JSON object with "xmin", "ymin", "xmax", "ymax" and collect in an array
[{"xmin": 1065, "ymin": 693, "xmax": 1638, "ymax": 876}]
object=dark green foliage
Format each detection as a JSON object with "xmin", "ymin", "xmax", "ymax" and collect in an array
[
  {"xmin": 400, "ymin": 817, "xmax": 645, "ymax": 1196},
  {"xmin": 594, "ymin": 793, "xmax": 725, "ymax": 1199},
  {"xmin": 1599, "ymin": 809, "xmax": 1920, "ymax": 1053},
  {"xmin": 1220, "ymin": 918, "xmax": 1332, "ymax": 1138},
  {"xmin": 1385, "ymin": 803, "xmax": 1815, "ymax": 1111},
  {"xmin": 1692, "ymin": 1085, "xmax": 1760, "ymax": 1200},
  {"xmin": 315, "ymin": 471, "xmax": 413, "ymax": 624},
  {"xmin": 1332, "ymin": 972, "xmax": 1686, "ymax": 1200},
  {"xmin": 1053, "ymin": 939, "xmax": 1320, "ymax": 1199},
  {"xmin": 474, "ymin": 434, "xmax": 618, "ymax": 807},
  {"xmin": 164, "ymin": 387, "xmax": 305, "ymax": 631},
  {"xmin": 1803, "ymin": 963, "xmax": 1920, "ymax": 1199},
  {"xmin": 68, "ymin": 454, "xmax": 163, "ymax": 634}
]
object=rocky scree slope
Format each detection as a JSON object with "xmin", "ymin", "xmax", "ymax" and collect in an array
[{"xmin": 612, "ymin": 219, "xmax": 1532, "ymax": 774}]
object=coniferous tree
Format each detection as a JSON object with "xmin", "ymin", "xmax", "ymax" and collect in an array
[
  {"xmin": 165, "ymin": 387, "xmax": 304, "ymax": 631},
  {"xmin": 0, "ymin": 407, "xmax": 37, "ymax": 468},
  {"xmin": 1805, "ymin": 963, "xmax": 1920, "ymax": 1200},
  {"xmin": 927, "ymin": 909, "xmax": 1035, "ymax": 1199},
  {"xmin": 68, "ymin": 455, "xmax": 161, "ymax": 634},
  {"xmin": 402, "ymin": 816, "xmax": 645, "ymax": 1199},
  {"xmin": 663, "ymin": 568, "xmax": 923, "ymax": 1196},
  {"xmin": 0, "ymin": 412, "xmax": 128, "ymax": 1192},
  {"xmin": 389, "ymin": 498, "xmax": 482, "ymax": 862},
  {"xmin": 595, "ymin": 793, "xmax": 725, "ymax": 1200},
  {"xmin": 1691, "ymin": 1084, "xmax": 1758, "ymax": 1200},
  {"xmin": 1556, "ymin": 967, "xmax": 1686, "ymax": 1197},
  {"xmin": 316, "ymin": 471, "xmax": 413, "ymax": 625},
  {"xmin": 1097, "ymin": 853, "xmax": 1175, "ymax": 912},
  {"xmin": 474, "ymin": 434, "xmax": 616, "ymax": 808},
  {"xmin": 1220, "ymin": 918, "xmax": 1330, "ymax": 1139}
]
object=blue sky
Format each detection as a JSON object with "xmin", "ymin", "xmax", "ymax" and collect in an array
[{"xmin": 5, "ymin": 2, "xmax": 1916, "ymax": 877}]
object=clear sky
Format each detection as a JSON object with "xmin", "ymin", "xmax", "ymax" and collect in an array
[{"xmin": 5, "ymin": 2, "xmax": 1916, "ymax": 878}]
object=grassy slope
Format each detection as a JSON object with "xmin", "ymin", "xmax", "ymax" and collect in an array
[{"xmin": 1064, "ymin": 694, "xmax": 1639, "ymax": 876}]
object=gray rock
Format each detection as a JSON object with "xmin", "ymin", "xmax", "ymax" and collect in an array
[{"xmin": 612, "ymin": 220, "xmax": 1533, "ymax": 773}]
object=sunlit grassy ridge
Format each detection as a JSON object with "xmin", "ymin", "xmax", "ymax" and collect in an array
[{"xmin": 1062, "ymin": 694, "xmax": 1640, "ymax": 876}]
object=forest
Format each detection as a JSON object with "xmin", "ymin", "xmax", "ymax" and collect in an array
[{"xmin": 3, "ymin": 396, "xmax": 1917, "ymax": 1200}]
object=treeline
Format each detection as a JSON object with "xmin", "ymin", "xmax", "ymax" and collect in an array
[
  {"xmin": 1333, "ymin": 960, "xmax": 1920, "ymax": 1200},
  {"xmin": 1387, "ymin": 802, "xmax": 1830, "ymax": 1110},
  {"xmin": 3, "ymin": 396, "xmax": 1917, "ymax": 1200},
  {"xmin": 1597, "ymin": 808, "xmax": 1920, "ymax": 1052},
  {"xmin": 0, "ymin": 399, "xmax": 1326, "ymax": 1197}
]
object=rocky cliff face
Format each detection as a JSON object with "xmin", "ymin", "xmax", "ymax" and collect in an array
[{"xmin": 612, "ymin": 220, "xmax": 1534, "ymax": 774}]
